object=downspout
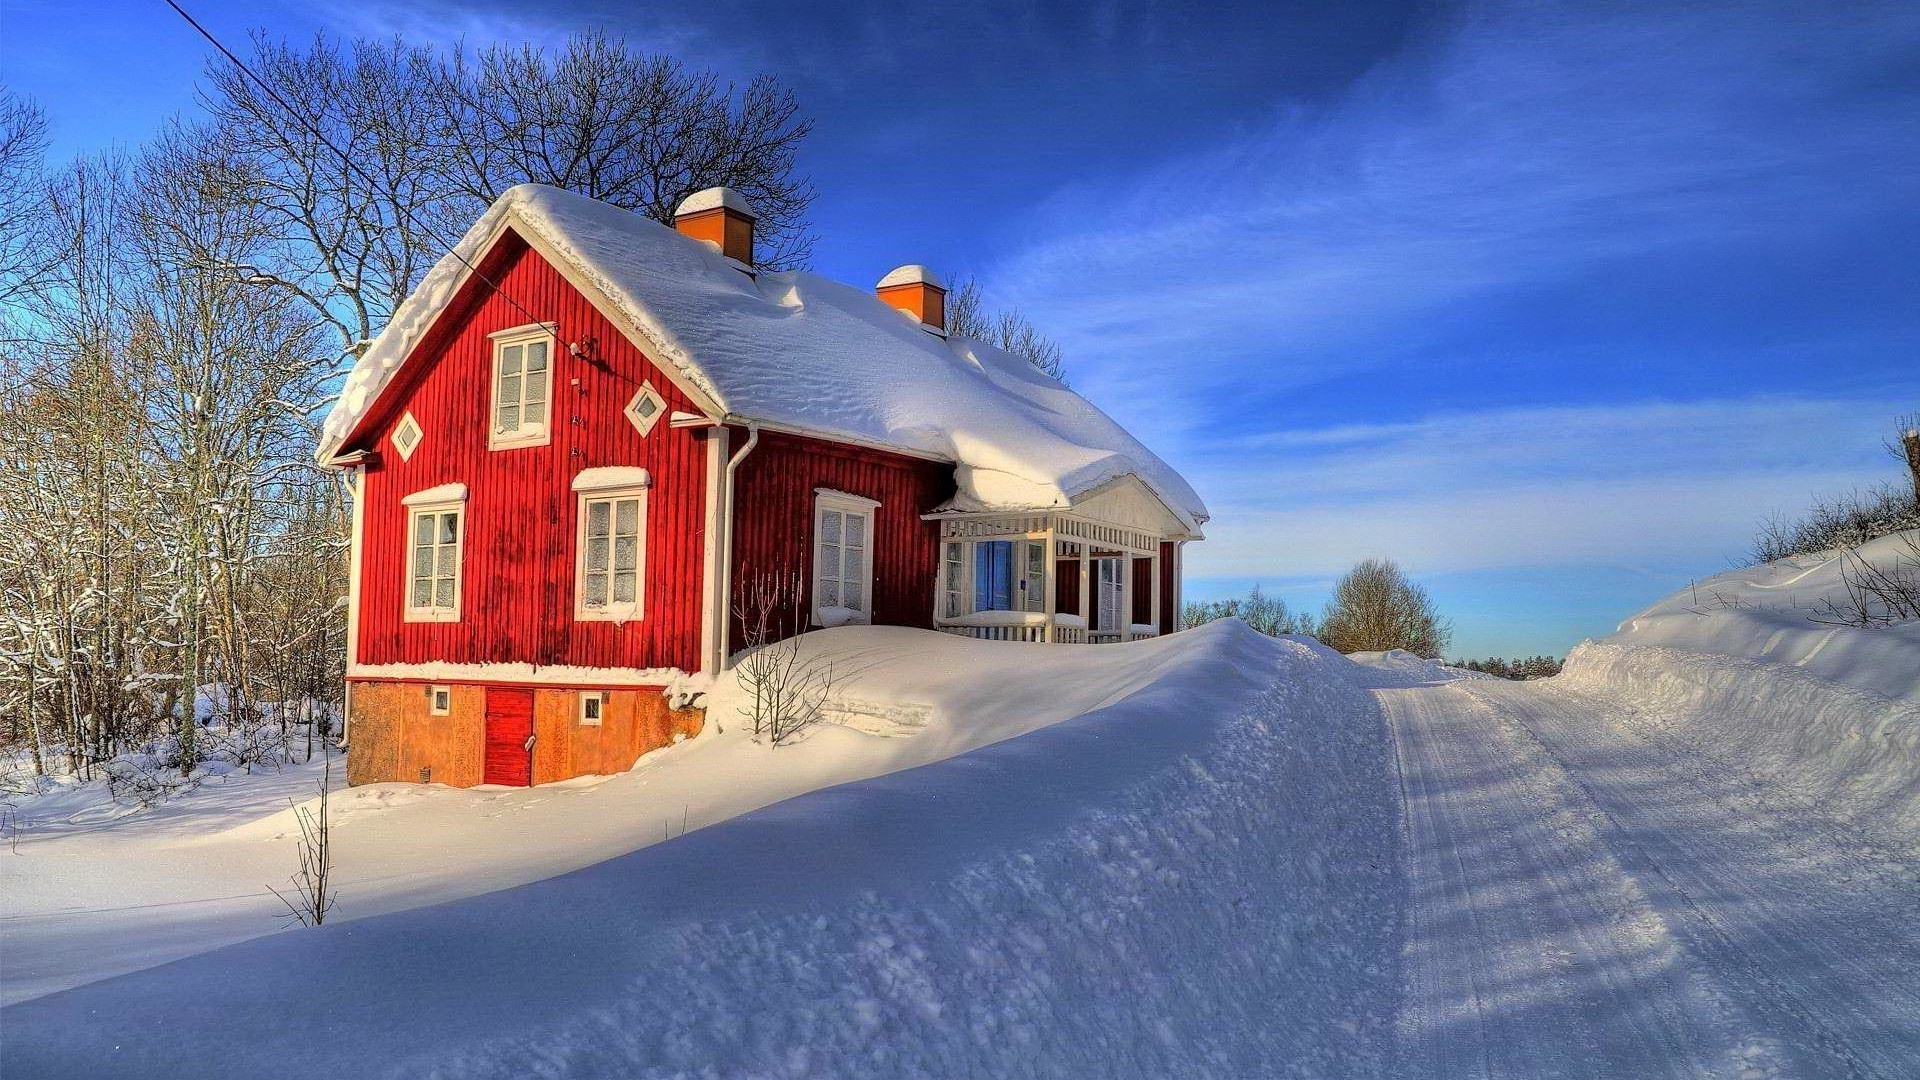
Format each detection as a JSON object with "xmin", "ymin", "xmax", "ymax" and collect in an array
[{"xmin": 715, "ymin": 420, "xmax": 760, "ymax": 672}]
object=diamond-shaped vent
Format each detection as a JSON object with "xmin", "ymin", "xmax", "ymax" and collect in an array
[
  {"xmin": 392, "ymin": 412, "xmax": 423, "ymax": 461},
  {"xmin": 625, "ymin": 383, "xmax": 666, "ymax": 437}
]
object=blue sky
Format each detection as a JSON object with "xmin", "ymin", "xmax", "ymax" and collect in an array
[{"xmin": 6, "ymin": 0, "xmax": 1917, "ymax": 657}]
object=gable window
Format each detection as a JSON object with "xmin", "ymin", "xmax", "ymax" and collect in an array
[
  {"xmin": 972, "ymin": 540, "xmax": 1046, "ymax": 613},
  {"xmin": 391, "ymin": 412, "xmax": 423, "ymax": 461},
  {"xmin": 813, "ymin": 489, "xmax": 879, "ymax": 626},
  {"xmin": 573, "ymin": 468, "xmax": 650, "ymax": 622},
  {"xmin": 489, "ymin": 324, "xmax": 555, "ymax": 449},
  {"xmin": 402, "ymin": 485, "xmax": 466, "ymax": 622}
]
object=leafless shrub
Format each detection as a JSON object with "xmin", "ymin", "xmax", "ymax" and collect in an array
[
  {"xmin": 732, "ymin": 571, "xmax": 836, "ymax": 746},
  {"xmin": 1752, "ymin": 482, "xmax": 1920, "ymax": 564},
  {"xmin": 269, "ymin": 757, "xmax": 336, "ymax": 927},
  {"xmin": 1809, "ymin": 533, "xmax": 1920, "ymax": 627},
  {"xmin": 1319, "ymin": 558, "xmax": 1452, "ymax": 658},
  {"xmin": 104, "ymin": 752, "xmax": 202, "ymax": 807}
]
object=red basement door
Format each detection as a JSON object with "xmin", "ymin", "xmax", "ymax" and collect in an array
[{"xmin": 483, "ymin": 687, "xmax": 535, "ymax": 786}]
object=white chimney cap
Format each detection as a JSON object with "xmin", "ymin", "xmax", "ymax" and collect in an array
[
  {"xmin": 675, "ymin": 186, "xmax": 755, "ymax": 219},
  {"xmin": 877, "ymin": 264, "xmax": 945, "ymax": 290}
]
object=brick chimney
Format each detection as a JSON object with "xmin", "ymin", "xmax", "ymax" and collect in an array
[
  {"xmin": 674, "ymin": 187, "xmax": 755, "ymax": 265},
  {"xmin": 876, "ymin": 265, "xmax": 947, "ymax": 333}
]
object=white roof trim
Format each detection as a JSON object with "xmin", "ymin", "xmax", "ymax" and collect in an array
[
  {"xmin": 573, "ymin": 466, "xmax": 653, "ymax": 491},
  {"xmin": 814, "ymin": 487, "xmax": 882, "ymax": 510},
  {"xmin": 401, "ymin": 482, "xmax": 467, "ymax": 506}
]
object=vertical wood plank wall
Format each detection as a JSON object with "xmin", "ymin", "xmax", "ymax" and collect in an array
[
  {"xmin": 727, "ymin": 430, "xmax": 954, "ymax": 646},
  {"xmin": 353, "ymin": 234, "xmax": 708, "ymax": 672}
]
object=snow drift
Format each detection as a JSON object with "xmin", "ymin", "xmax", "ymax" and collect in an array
[
  {"xmin": 1556, "ymin": 530, "xmax": 1920, "ymax": 851},
  {"xmin": 1, "ymin": 622, "xmax": 1401, "ymax": 1079}
]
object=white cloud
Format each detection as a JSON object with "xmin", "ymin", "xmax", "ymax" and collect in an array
[{"xmin": 1183, "ymin": 395, "xmax": 1901, "ymax": 578}]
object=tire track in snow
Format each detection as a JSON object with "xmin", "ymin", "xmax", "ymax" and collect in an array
[
  {"xmin": 1469, "ymin": 678, "xmax": 1920, "ymax": 1079},
  {"xmin": 1376, "ymin": 675, "xmax": 1769, "ymax": 1079}
]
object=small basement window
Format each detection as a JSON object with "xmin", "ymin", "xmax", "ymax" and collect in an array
[
  {"xmin": 428, "ymin": 685, "xmax": 452, "ymax": 716},
  {"xmin": 579, "ymin": 691, "xmax": 605, "ymax": 726},
  {"xmin": 489, "ymin": 324, "xmax": 555, "ymax": 449}
]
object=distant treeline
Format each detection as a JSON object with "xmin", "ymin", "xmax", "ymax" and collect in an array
[{"xmin": 1451, "ymin": 655, "xmax": 1563, "ymax": 680}]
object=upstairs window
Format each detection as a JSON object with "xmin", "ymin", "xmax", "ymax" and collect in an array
[
  {"xmin": 391, "ymin": 412, "xmax": 423, "ymax": 461},
  {"xmin": 403, "ymin": 495, "xmax": 464, "ymax": 622},
  {"xmin": 489, "ymin": 324, "xmax": 555, "ymax": 449},
  {"xmin": 813, "ymin": 490, "xmax": 879, "ymax": 626}
]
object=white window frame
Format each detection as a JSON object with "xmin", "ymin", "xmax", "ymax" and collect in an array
[
  {"xmin": 403, "ymin": 499, "xmax": 464, "ymax": 623},
  {"xmin": 428, "ymin": 685, "xmax": 452, "ymax": 716},
  {"xmin": 624, "ymin": 382, "xmax": 668, "ymax": 437},
  {"xmin": 578, "ymin": 691, "xmax": 605, "ymax": 726},
  {"xmin": 487, "ymin": 323, "xmax": 557, "ymax": 450},
  {"xmin": 812, "ymin": 489, "xmax": 880, "ymax": 627},
  {"xmin": 942, "ymin": 540, "xmax": 966, "ymax": 619},
  {"xmin": 574, "ymin": 482, "xmax": 649, "ymax": 622},
  {"xmin": 391, "ymin": 411, "xmax": 423, "ymax": 462}
]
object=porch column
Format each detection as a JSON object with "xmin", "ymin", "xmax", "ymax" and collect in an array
[
  {"xmin": 1078, "ymin": 544, "xmax": 1091, "ymax": 626},
  {"xmin": 1149, "ymin": 548, "xmax": 1161, "ymax": 634},
  {"xmin": 1042, "ymin": 527, "xmax": 1057, "ymax": 642}
]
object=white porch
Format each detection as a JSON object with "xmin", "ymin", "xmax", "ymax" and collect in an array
[{"xmin": 928, "ymin": 504, "xmax": 1185, "ymax": 645}]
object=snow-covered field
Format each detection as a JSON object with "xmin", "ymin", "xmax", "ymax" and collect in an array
[{"xmin": 4, "ymin": 535, "xmax": 1916, "ymax": 1078}]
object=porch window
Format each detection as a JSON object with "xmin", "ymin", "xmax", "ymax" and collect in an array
[
  {"xmin": 489, "ymin": 324, "xmax": 555, "ymax": 449},
  {"xmin": 973, "ymin": 540, "xmax": 1046, "ymax": 613},
  {"xmin": 814, "ymin": 490, "xmax": 879, "ymax": 626},
  {"xmin": 943, "ymin": 541, "xmax": 964, "ymax": 618}
]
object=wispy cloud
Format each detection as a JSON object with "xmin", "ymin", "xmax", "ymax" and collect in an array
[
  {"xmin": 989, "ymin": 0, "xmax": 1918, "ymax": 415},
  {"xmin": 1187, "ymin": 395, "xmax": 1900, "ymax": 577}
]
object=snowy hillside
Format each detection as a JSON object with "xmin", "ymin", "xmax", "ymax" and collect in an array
[
  {"xmin": 1558, "ymin": 530, "xmax": 1920, "ymax": 850},
  {"xmin": 3, "ymin": 622, "xmax": 1407, "ymax": 1080}
]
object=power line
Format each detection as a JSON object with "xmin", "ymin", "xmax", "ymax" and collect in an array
[{"xmin": 156, "ymin": 0, "xmax": 555, "ymax": 349}]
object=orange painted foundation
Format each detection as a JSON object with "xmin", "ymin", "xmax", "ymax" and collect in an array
[{"xmin": 346, "ymin": 680, "xmax": 703, "ymax": 787}]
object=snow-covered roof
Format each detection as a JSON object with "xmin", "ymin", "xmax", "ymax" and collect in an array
[{"xmin": 320, "ymin": 185, "xmax": 1207, "ymax": 533}]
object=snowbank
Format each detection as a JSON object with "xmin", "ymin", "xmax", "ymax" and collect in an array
[
  {"xmin": 6, "ymin": 623, "xmax": 1298, "ymax": 1005},
  {"xmin": 2, "ymin": 623, "xmax": 1402, "ymax": 1079},
  {"xmin": 1555, "ymin": 529, "xmax": 1920, "ymax": 850},
  {"xmin": 318, "ymin": 185, "xmax": 1205, "ymax": 532},
  {"xmin": 1607, "ymin": 531, "xmax": 1920, "ymax": 702}
]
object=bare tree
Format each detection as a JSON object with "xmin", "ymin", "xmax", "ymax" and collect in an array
[
  {"xmin": 430, "ymin": 32, "xmax": 816, "ymax": 268},
  {"xmin": 946, "ymin": 276, "xmax": 1067, "ymax": 381},
  {"xmin": 1319, "ymin": 559, "xmax": 1452, "ymax": 657},
  {"xmin": 1891, "ymin": 413, "xmax": 1920, "ymax": 503},
  {"xmin": 1181, "ymin": 585, "xmax": 1316, "ymax": 638},
  {"xmin": 1809, "ymin": 533, "xmax": 1920, "ymax": 627},
  {"xmin": 732, "ymin": 571, "xmax": 837, "ymax": 746},
  {"xmin": 0, "ymin": 86, "xmax": 52, "ymax": 307}
]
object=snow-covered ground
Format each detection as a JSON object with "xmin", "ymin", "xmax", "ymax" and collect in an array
[
  {"xmin": 2, "ymin": 621, "xmax": 1403, "ymax": 1078},
  {"xmin": 5, "ymin": 536, "xmax": 1915, "ymax": 1077}
]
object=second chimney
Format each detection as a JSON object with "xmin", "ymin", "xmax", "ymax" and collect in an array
[
  {"xmin": 674, "ymin": 187, "xmax": 755, "ymax": 265},
  {"xmin": 876, "ymin": 264, "xmax": 947, "ymax": 333}
]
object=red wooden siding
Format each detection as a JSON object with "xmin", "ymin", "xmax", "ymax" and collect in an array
[
  {"xmin": 353, "ymin": 233, "xmax": 708, "ymax": 672},
  {"xmin": 482, "ymin": 687, "xmax": 535, "ymax": 786},
  {"xmin": 1131, "ymin": 555, "xmax": 1153, "ymax": 626},
  {"xmin": 728, "ymin": 430, "xmax": 953, "ymax": 646},
  {"xmin": 1159, "ymin": 542, "xmax": 1178, "ymax": 634}
]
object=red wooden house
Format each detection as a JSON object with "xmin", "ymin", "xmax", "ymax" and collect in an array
[{"xmin": 320, "ymin": 184, "xmax": 1208, "ymax": 787}]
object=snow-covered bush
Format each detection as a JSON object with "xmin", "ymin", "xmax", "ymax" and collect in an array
[{"xmin": 1751, "ymin": 481, "xmax": 1920, "ymax": 564}]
